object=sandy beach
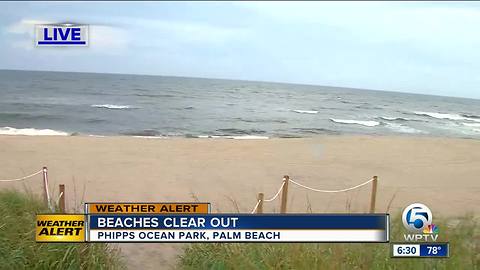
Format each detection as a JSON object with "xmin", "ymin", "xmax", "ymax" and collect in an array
[{"xmin": 1, "ymin": 135, "xmax": 479, "ymax": 268}]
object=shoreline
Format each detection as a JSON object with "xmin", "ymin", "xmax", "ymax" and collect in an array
[{"xmin": 1, "ymin": 132, "xmax": 479, "ymax": 140}]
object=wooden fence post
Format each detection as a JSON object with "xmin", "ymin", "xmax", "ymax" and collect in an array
[
  {"xmin": 257, "ymin": 192, "xmax": 264, "ymax": 214},
  {"xmin": 369, "ymin": 176, "xmax": 378, "ymax": 213},
  {"xmin": 280, "ymin": 175, "xmax": 289, "ymax": 213},
  {"xmin": 59, "ymin": 184, "xmax": 66, "ymax": 213}
]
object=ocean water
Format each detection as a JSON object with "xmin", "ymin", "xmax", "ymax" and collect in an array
[{"xmin": 1, "ymin": 70, "xmax": 479, "ymax": 139}]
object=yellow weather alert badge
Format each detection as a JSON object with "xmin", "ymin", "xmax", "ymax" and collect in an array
[{"xmin": 36, "ymin": 214, "xmax": 86, "ymax": 242}]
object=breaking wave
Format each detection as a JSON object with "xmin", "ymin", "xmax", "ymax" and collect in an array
[
  {"xmin": 462, "ymin": 123, "xmax": 480, "ymax": 127},
  {"xmin": 292, "ymin": 128, "xmax": 340, "ymax": 135},
  {"xmin": 385, "ymin": 123, "xmax": 425, "ymax": 134},
  {"xmin": 197, "ymin": 135, "xmax": 269, "ymax": 139},
  {"xmin": 329, "ymin": 118, "xmax": 380, "ymax": 127},
  {"xmin": 462, "ymin": 113, "xmax": 480, "ymax": 119},
  {"xmin": 0, "ymin": 127, "xmax": 69, "ymax": 136},
  {"xmin": 413, "ymin": 111, "xmax": 480, "ymax": 122},
  {"xmin": 91, "ymin": 104, "xmax": 136, "ymax": 110},
  {"xmin": 216, "ymin": 128, "xmax": 266, "ymax": 135},
  {"xmin": 380, "ymin": 116, "xmax": 412, "ymax": 121},
  {"xmin": 292, "ymin": 110, "xmax": 318, "ymax": 114}
]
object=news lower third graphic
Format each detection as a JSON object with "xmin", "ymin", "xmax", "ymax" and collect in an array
[
  {"xmin": 87, "ymin": 214, "xmax": 388, "ymax": 242},
  {"xmin": 35, "ymin": 24, "xmax": 88, "ymax": 46},
  {"xmin": 35, "ymin": 203, "xmax": 389, "ymax": 243}
]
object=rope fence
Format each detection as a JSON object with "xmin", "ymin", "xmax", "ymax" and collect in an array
[
  {"xmin": 0, "ymin": 167, "xmax": 66, "ymax": 213},
  {"xmin": 0, "ymin": 169, "xmax": 43, "ymax": 182},
  {"xmin": 250, "ymin": 181, "xmax": 285, "ymax": 213},
  {"xmin": 2, "ymin": 167, "xmax": 376, "ymax": 215},
  {"xmin": 56, "ymin": 192, "xmax": 64, "ymax": 206},
  {"xmin": 250, "ymin": 200, "xmax": 261, "ymax": 214},
  {"xmin": 251, "ymin": 175, "xmax": 378, "ymax": 214},
  {"xmin": 289, "ymin": 178, "xmax": 374, "ymax": 193}
]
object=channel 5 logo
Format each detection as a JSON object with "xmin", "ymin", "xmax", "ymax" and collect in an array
[
  {"xmin": 402, "ymin": 203, "xmax": 439, "ymax": 241},
  {"xmin": 35, "ymin": 24, "xmax": 88, "ymax": 47},
  {"xmin": 402, "ymin": 203, "xmax": 432, "ymax": 233}
]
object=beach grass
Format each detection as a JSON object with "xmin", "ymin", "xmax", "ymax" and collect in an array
[
  {"xmin": 0, "ymin": 189, "xmax": 124, "ymax": 270},
  {"xmin": 178, "ymin": 215, "xmax": 479, "ymax": 270}
]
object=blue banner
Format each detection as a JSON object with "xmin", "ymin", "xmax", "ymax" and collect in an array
[
  {"xmin": 88, "ymin": 214, "xmax": 388, "ymax": 230},
  {"xmin": 419, "ymin": 243, "xmax": 449, "ymax": 257}
]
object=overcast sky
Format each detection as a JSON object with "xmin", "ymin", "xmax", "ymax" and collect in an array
[{"xmin": 1, "ymin": 1, "xmax": 479, "ymax": 99}]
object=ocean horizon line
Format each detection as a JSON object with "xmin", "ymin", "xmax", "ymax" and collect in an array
[{"xmin": 1, "ymin": 68, "xmax": 477, "ymax": 101}]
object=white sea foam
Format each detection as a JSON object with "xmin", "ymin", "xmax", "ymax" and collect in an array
[
  {"xmin": 413, "ymin": 111, "xmax": 480, "ymax": 122},
  {"xmin": 0, "ymin": 127, "xmax": 69, "ymax": 136},
  {"xmin": 230, "ymin": 135, "xmax": 269, "ymax": 140},
  {"xmin": 462, "ymin": 123, "xmax": 480, "ymax": 127},
  {"xmin": 197, "ymin": 135, "xmax": 269, "ymax": 139},
  {"xmin": 91, "ymin": 104, "xmax": 134, "ymax": 110},
  {"xmin": 458, "ymin": 124, "xmax": 480, "ymax": 134},
  {"xmin": 330, "ymin": 118, "xmax": 380, "ymax": 127},
  {"xmin": 380, "ymin": 116, "xmax": 411, "ymax": 121},
  {"xmin": 385, "ymin": 123, "xmax": 425, "ymax": 134},
  {"xmin": 292, "ymin": 110, "xmax": 318, "ymax": 114},
  {"xmin": 132, "ymin": 136, "xmax": 165, "ymax": 139}
]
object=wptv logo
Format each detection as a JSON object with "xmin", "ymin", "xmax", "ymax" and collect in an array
[
  {"xmin": 35, "ymin": 24, "xmax": 88, "ymax": 46},
  {"xmin": 402, "ymin": 203, "xmax": 439, "ymax": 242}
]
